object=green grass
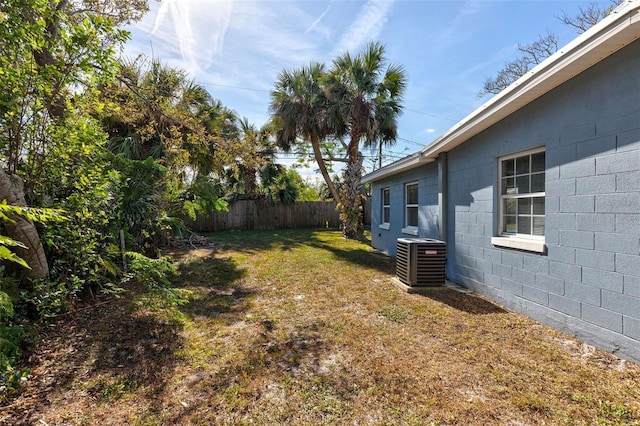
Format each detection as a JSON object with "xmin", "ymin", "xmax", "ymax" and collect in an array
[{"xmin": 5, "ymin": 229, "xmax": 640, "ymax": 425}]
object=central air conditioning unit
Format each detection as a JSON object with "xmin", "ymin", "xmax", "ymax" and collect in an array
[{"xmin": 396, "ymin": 238, "xmax": 447, "ymax": 286}]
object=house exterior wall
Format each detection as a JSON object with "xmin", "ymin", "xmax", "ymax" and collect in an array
[
  {"xmin": 450, "ymin": 38, "xmax": 640, "ymax": 363},
  {"xmin": 369, "ymin": 38, "xmax": 640, "ymax": 363},
  {"xmin": 370, "ymin": 163, "xmax": 439, "ymax": 256}
]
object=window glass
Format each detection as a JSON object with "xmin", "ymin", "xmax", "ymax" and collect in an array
[
  {"xmin": 532, "ymin": 217, "xmax": 545, "ymax": 236},
  {"xmin": 531, "ymin": 152, "xmax": 545, "ymax": 172},
  {"xmin": 503, "ymin": 215, "xmax": 516, "ymax": 234},
  {"xmin": 504, "ymin": 198, "xmax": 516, "ymax": 215},
  {"xmin": 516, "ymin": 175, "xmax": 530, "ymax": 194},
  {"xmin": 382, "ymin": 188, "xmax": 390, "ymax": 224},
  {"xmin": 518, "ymin": 198, "xmax": 531, "ymax": 214},
  {"xmin": 406, "ymin": 183, "xmax": 418, "ymax": 205},
  {"xmin": 407, "ymin": 207, "xmax": 419, "ymax": 227},
  {"xmin": 516, "ymin": 156, "xmax": 530, "ymax": 175},
  {"xmin": 502, "ymin": 177, "xmax": 516, "ymax": 195},
  {"xmin": 532, "ymin": 197, "xmax": 545, "ymax": 215},
  {"xmin": 499, "ymin": 149, "xmax": 545, "ymax": 238},
  {"xmin": 405, "ymin": 182, "xmax": 418, "ymax": 227},
  {"xmin": 502, "ymin": 159, "xmax": 515, "ymax": 177},
  {"xmin": 531, "ymin": 173, "xmax": 545, "ymax": 193},
  {"xmin": 517, "ymin": 216, "xmax": 531, "ymax": 234}
]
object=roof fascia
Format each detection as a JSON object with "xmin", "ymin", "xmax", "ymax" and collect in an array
[
  {"xmin": 361, "ymin": 152, "xmax": 433, "ymax": 184},
  {"xmin": 420, "ymin": 0, "xmax": 640, "ymax": 160}
]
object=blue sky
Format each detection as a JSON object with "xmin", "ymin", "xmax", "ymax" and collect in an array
[{"xmin": 123, "ymin": 0, "xmax": 608, "ymax": 174}]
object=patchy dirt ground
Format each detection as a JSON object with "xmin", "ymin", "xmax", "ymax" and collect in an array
[{"xmin": 2, "ymin": 230, "xmax": 639, "ymax": 425}]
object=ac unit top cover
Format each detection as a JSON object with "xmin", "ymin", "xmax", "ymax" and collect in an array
[{"xmin": 397, "ymin": 238, "xmax": 445, "ymax": 244}]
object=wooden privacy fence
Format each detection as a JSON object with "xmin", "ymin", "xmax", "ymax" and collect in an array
[{"xmin": 184, "ymin": 199, "xmax": 371, "ymax": 232}]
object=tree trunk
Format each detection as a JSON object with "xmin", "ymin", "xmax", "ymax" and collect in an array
[
  {"xmin": 242, "ymin": 166, "xmax": 257, "ymax": 198},
  {"xmin": 23, "ymin": 0, "xmax": 69, "ymax": 120},
  {"xmin": 339, "ymin": 141, "xmax": 363, "ymax": 239},
  {"xmin": 0, "ymin": 168, "xmax": 50, "ymax": 280},
  {"xmin": 310, "ymin": 134, "xmax": 341, "ymax": 204}
]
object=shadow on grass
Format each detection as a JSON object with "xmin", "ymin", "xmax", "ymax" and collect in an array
[
  {"xmin": 305, "ymin": 232, "xmax": 396, "ymax": 275},
  {"xmin": 174, "ymin": 252, "xmax": 246, "ymax": 289},
  {"xmin": 203, "ymin": 229, "xmax": 395, "ymax": 275},
  {"xmin": 7, "ymin": 249, "xmax": 252, "ymax": 423},
  {"xmin": 7, "ymin": 281, "xmax": 187, "ymax": 423},
  {"xmin": 173, "ymin": 250, "xmax": 253, "ymax": 322},
  {"xmin": 311, "ymin": 243, "xmax": 396, "ymax": 274},
  {"xmin": 155, "ymin": 320, "xmax": 337, "ymax": 425},
  {"xmin": 418, "ymin": 288, "xmax": 507, "ymax": 315},
  {"xmin": 204, "ymin": 228, "xmax": 322, "ymax": 253}
]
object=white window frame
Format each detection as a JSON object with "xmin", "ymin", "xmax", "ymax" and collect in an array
[
  {"xmin": 379, "ymin": 187, "xmax": 391, "ymax": 230},
  {"xmin": 492, "ymin": 147, "xmax": 546, "ymax": 253},
  {"xmin": 402, "ymin": 181, "xmax": 419, "ymax": 235}
]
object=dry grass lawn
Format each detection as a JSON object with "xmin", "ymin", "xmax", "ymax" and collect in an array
[{"xmin": 3, "ymin": 229, "xmax": 639, "ymax": 425}]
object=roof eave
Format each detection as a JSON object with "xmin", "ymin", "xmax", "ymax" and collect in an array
[
  {"xmin": 420, "ymin": 0, "xmax": 640, "ymax": 160},
  {"xmin": 361, "ymin": 152, "xmax": 434, "ymax": 184}
]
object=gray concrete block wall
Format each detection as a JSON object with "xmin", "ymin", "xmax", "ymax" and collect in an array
[
  {"xmin": 366, "ymin": 39, "xmax": 640, "ymax": 363},
  {"xmin": 443, "ymin": 38, "xmax": 640, "ymax": 364},
  {"xmin": 369, "ymin": 163, "xmax": 439, "ymax": 256}
]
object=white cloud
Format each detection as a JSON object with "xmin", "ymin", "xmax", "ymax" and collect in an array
[
  {"xmin": 432, "ymin": 0, "xmax": 485, "ymax": 55},
  {"xmin": 305, "ymin": 2, "xmax": 333, "ymax": 35},
  {"xmin": 149, "ymin": 0, "xmax": 233, "ymax": 74},
  {"xmin": 222, "ymin": 2, "xmax": 327, "ymax": 67},
  {"xmin": 331, "ymin": 0, "xmax": 395, "ymax": 57}
]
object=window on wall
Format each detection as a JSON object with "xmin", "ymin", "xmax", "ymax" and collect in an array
[
  {"xmin": 381, "ymin": 188, "xmax": 390, "ymax": 225},
  {"xmin": 492, "ymin": 148, "xmax": 546, "ymax": 252},
  {"xmin": 404, "ymin": 182, "xmax": 419, "ymax": 231}
]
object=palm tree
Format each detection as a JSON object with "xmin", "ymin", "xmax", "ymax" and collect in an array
[
  {"xmin": 187, "ymin": 95, "xmax": 239, "ymax": 181},
  {"xmin": 102, "ymin": 58, "xmax": 197, "ymax": 162},
  {"xmin": 326, "ymin": 41, "xmax": 406, "ymax": 238},
  {"xmin": 236, "ymin": 118, "xmax": 270, "ymax": 198},
  {"xmin": 269, "ymin": 63, "xmax": 341, "ymax": 204},
  {"xmin": 99, "ymin": 58, "xmax": 239, "ymax": 251}
]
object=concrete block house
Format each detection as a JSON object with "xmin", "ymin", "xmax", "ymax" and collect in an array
[{"xmin": 363, "ymin": 1, "xmax": 640, "ymax": 364}]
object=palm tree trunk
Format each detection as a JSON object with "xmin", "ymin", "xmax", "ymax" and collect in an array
[
  {"xmin": 339, "ymin": 141, "xmax": 363, "ymax": 239},
  {"xmin": 243, "ymin": 166, "xmax": 257, "ymax": 198},
  {"xmin": 310, "ymin": 134, "xmax": 341, "ymax": 204},
  {"xmin": 0, "ymin": 168, "xmax": 50, "ymax": 280}
]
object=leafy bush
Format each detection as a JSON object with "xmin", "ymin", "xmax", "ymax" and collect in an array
[
  {"xmin": 0, "ymin": 203, "xmax": 63, "ymax": 397},
  {"xmin": 0, "ymin": 271, "xmax": 30, "ymax": 402},
  {"xmin": 37, "ymin": 120, "xmax": 124, "ymax": 306},
  {"xmin": 0, "ymin": 201, "xmax": 66, "ymax": 270},
  {"xmin": 125, "ymin": 252, "xmax": 191, "ymax": 321}
]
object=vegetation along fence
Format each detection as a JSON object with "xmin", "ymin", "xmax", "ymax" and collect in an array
[{"xmin": 184, "ymin": 199, "xmax": 371, "ymax": 232}]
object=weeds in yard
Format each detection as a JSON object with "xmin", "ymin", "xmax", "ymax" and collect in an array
[
  {"xmin": 377, "ymin": 304, "xmax": 411, "ymax": 323},
  {"xmin": 86, "ymin": 375, "xmax": 138, "ymax": 402},
  {"xmin": 3, "ymin": 230, "xmax": 640, "ymax": 425}
]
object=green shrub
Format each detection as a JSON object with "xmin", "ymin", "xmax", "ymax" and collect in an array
[
  {"xmin": 0, "ymin": 272, "xmax": 30, "ymax": 402},
  {"xmin": 125, "ymin": 252, "xmax": 191, "ymax": 321}
]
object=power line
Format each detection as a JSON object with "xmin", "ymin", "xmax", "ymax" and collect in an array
[
  {"xmin": 275, "ymin": 149, "xmax": 409, "ymax": 161},
  {"xmin": 196, "ymin": 80, "xmax": 459, "ymax": 124},
  {"xmin": 397, "ymin": 136, "xmax": 425, "ymax": 147},
  {"xmin": 404, "ymin": 108, "xmax": 457, "ymax": 122},
  {"xmin": 201, "ymin": 81, "xmax": 271, "ymax": 93}
]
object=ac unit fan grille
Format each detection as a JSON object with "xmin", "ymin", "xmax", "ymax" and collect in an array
[{"xmin": 396, "ymin": 238, "xmax": 446, "ymax": 286}]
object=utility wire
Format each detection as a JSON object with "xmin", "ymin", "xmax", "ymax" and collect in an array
[
  {"xmin": 199, "ymin": 81, "xmax": 458, "ymax": 123},
  {"xmin": 404, "ymin": 108, "xmax": 457, "ymax": 122},
  {"xmin": 275, "ymin": 150, "xmax": 409, "ymax": 161},
  {"xmin": 201, "ymin": 80, "xmax": 272, "ymax": 93},
  {"xmin": 396, "ymin": 136, "xmax": 426, "ymax": 147}
]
